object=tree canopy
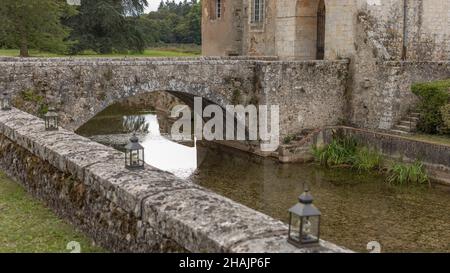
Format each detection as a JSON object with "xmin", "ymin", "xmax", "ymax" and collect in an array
[
  {"xmin": 0, "ymin": 0, "xmax": 75, "ymax": 57},
  {"xmin": 65, "ymin": 0, "xmax": 149, "ymax": 54},
  {"xmin": 139, "ymin": 0, "xmax": 201, "ymax": 45},
  {"xmin": 0, "ymin": 0, "xmax": 202, "ymax": 56}
]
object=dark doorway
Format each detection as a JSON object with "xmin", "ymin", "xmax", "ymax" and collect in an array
[{"xmin": 316, "ymin": 0, "xmax": 326, "ymax": 60}]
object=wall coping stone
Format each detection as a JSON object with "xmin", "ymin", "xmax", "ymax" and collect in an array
[
  {"xmin": 0, "ymin": 108, "xmax": 350, "ymax": 253},
  {"xmin": 0, "ymin": 57, "xmax": 350, "ymax": 67}
]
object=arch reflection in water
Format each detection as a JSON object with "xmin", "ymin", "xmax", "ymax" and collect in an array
[{"xmin": 138, "ymin": 114, "xmax": 197, "ymax": 179}]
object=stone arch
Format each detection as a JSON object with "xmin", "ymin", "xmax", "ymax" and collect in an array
[
  {"xmin": 73, "ymin": 81, "xmax": 253, "ymax": 142},
  {"xmin": 73, "ymin": 80, "xmax": 233, "ymax": 131},
  {"xmin": 295, "ymin": 0, "xmax": 325, "ymax": 60}
]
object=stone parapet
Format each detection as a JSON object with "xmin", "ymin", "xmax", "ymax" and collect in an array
[{"xmin": 0, "ymin": 108, "xmax": 349, "ymax": 253}]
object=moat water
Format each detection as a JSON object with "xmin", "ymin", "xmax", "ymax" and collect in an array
[{"xmin": 76, "ymin": 101, "xmax": 450, "ymax": 253}]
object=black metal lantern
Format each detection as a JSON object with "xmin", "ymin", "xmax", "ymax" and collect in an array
[
  {"xmin": 44, "ymin": 107, "xmax": 59, "ymax": 131},
  {"xmin": 1, "ymin": 92, "xmax": 11, "ymax": 111},
  {"xmin": 288, "ymin": 185, "xmax": 321, "ymax": 247},
  {"xmin": 125, "ymin": 133, "xmax": 145, "ymax": 170}
]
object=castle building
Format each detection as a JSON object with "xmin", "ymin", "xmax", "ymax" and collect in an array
[{"xmin": 202, "ymin": 0, "xmax": 450, "ymax": 61}]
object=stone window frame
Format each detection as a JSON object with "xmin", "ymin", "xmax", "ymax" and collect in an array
[
  {"xmin": 215, "ymin": 0, "xmax": 222, "ymax": 19},
  {"xmin": 209, "ymin": 0, "xmax": 223, "ymax": 21},
  {"xmin": 249, "ymin": 0, "xmax": 265, "ymax": 31}
]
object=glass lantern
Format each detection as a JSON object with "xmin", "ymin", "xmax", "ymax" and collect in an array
[
  {"xmin": 125, "ymin": 133, "xmax": 145, "ymax": 170},
  {"xmin": 1, "ymin": 92, "xmax": 11, "ymax": 111},
  {"xmin": 44, "ymin": 107, "xmax": 59, "ymax": 131},
  {"xmin": 288, "ymin": 186, "xmax": 321, "ymax": 247}
]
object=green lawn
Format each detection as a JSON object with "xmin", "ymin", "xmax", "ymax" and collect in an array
[
  {"xmin": 0, "ymin": 48, "xmax": 200, "ymax": 58},
  {"xmin": 0, "ymin": 172, "xmax": 104, "ymax": 253}
]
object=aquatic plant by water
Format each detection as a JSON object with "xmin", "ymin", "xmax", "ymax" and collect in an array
[
  {"xmin": 313, "ymin": 137, "xmax": 430, "ymax": 186},
  {"xmin": 386, "ymin": 161, "xmax": 430, "ymax": 186},
  {"xmin": 311, "ymin": 137, "xmax": 357, "ymax": 167},
  {"xmin": 312, "ymin": 137, "xmax": 381, "ymax": 172},
  {"xmin": 352, "ymin": 148, "xmax": 383, "ymax": 172}
]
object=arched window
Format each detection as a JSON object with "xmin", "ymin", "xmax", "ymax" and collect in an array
[
  {"xmin": 252, "ymin": 0, "xmax": 265, "ymax": 23},
  {"xmin": 316, "ymin": 0, "xmax": 326, "ymax": 59}
]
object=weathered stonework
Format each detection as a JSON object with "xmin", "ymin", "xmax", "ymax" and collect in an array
[
  {"xmin": 203, "ymin": 0, "xmax": 450, "ymax": 61},
  {"xmin": 0, "ymin": 57, "xmax": 349, "ymax": 139},
  {"xmin": 350, "ymin": 61, "xmax": 450, "ymax": 130},
  {"xmin": 0, "ymin": 108, "xmax": 349, "ymax": 253}
]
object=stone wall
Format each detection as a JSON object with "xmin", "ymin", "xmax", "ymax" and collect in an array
[
  {"xmin": 260, "ymin": 60, "xmax": 349, "ymax": 137},
  {"xmin": 0, "ymin": 108, "xmax": 348, "ymax": 253},
  {"xmin": 360, "ymin": 0, "xmax": 450, "ymax": 61},
  {"xmin": 350, "ymin": 61, "xmax": 450, "ymax": 130}
]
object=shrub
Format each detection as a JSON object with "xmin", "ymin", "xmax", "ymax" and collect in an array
[
  {"xmin": 412, "ymin": 79, "xmax": 450, "ymax": 134},
  {"xmin": 386, "ymin": 161, "xmax": 430, "ymax": 186},
  {"xmin": 440, "ymin": 104, "xmax": 450, "ymax": 134}
]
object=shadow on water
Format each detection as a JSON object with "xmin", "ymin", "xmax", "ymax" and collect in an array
[{"xmin": 76, "ymin": 96, "xmax": 450, "ymax": 253}]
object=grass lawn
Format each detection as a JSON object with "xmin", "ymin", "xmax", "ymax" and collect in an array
[
  {"xmin": 0, "ymin": 172, "xmax": 104, "ymax": 253},
  {"xmin": 0, "ymin": 48, "xmax": 200, "ymax": 58},
  {"xmin": 406, "ymin": 133, "xmax": 450, "ymax": 147}
]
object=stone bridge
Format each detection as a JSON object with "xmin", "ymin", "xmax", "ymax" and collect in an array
[
  {"xmin": 2, "ymin": 57, "xmax": 450, "ymax": 140},
  {"xmin": 0, "ymin": 57, "xmax": 349, "ymax": 138}
]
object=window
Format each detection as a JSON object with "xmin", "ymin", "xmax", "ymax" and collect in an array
[
  {"xmin": 216, "ymin": 0, "xmax": 222, "ymax": 19},
  {"xmin": 252, "ymin": 0, "xmax": 265, "ymax": 23}
]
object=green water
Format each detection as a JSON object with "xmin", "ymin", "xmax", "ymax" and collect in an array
[
  {"xmin": 195, "ymin": 144, "xmax": 450, "ymax": 253},
  {"xmin": 77, "ymin": 101, "xmax": 450, "ymax": 253}
]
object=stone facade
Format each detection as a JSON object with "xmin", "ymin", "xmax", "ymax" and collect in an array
[
  {"xmin": 202, "ymin": 0, "xmax": 450, "ymax": 61},
  {"xmin": 0, "ymin": 108, "xmax": 349, "ymax": 253}
]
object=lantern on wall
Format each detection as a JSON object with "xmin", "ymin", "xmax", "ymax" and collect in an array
[
  {"xmin": 1, "ymin": 92, "xmax": 11, "ymax": 111},
  {"xmin": 125, "ymin": 133, "xmax": 145, "ymax": 170},
  {"xmin": 44, "ymin": 107, "xmax": 59, "ymax": 131},
  {"xmin": 288, "ymin": 185, "xmax": 321, "ymax": 247}
]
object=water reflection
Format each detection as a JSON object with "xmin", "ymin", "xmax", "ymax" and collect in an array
[
  {"xmin": 139, "ymin": 114, "xmax": 197, "ymax": 179},
  {"xmin": 123, "ymin": 115, "xmax": 149, "ymax": 133}
]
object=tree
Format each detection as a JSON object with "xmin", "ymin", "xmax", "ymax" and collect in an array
[
  {"xmin": 0, "ymin": 0, "xmax": 75, "ymax": 57},
  {"xmin": 138, "ymin": 0, "xmax": 201, "ymax": 46},
  {"xmin": 65, "ymin": 0, "xmax": 148, "ymax": 54}
]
